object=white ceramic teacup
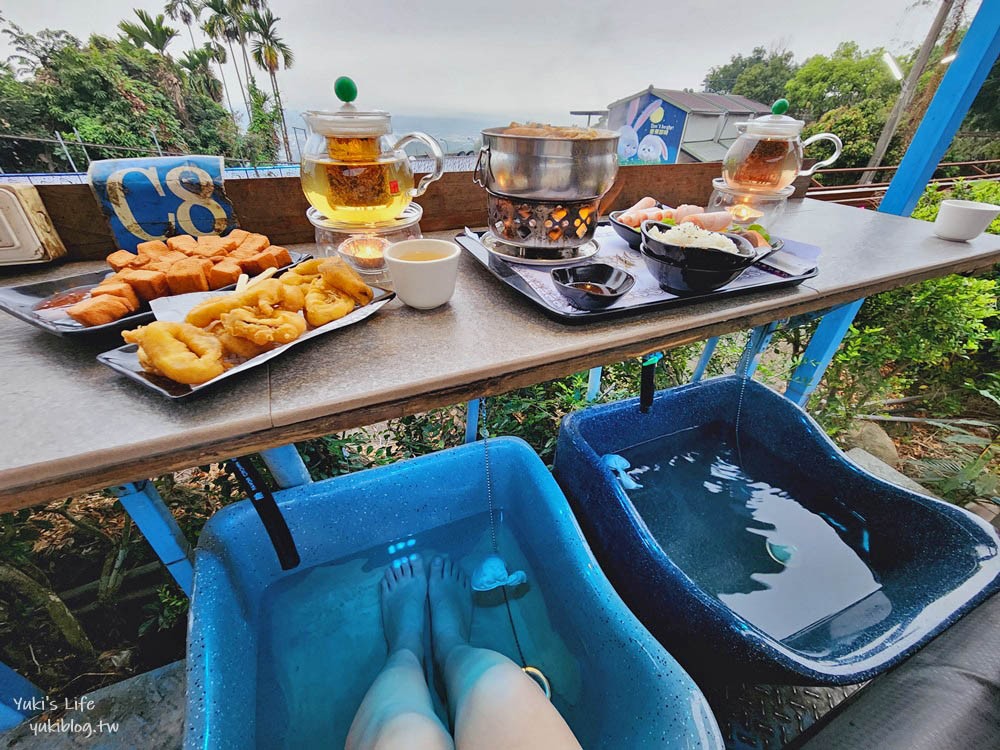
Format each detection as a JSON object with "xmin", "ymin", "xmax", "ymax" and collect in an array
[
  {"xmin": 933, "ymin": 199, "xmax": 1000, "ymax": 242},
  {"xmin": 384, "ymin": 239, "xmax": 461, "ymax": 309}
]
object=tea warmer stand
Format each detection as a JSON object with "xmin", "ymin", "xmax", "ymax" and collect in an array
[
  {"xmin": 707, "ymin": 178, "xmax": 794, "ymax": 234},
  {"xmin": 307, "ymin": 203, "xmax": 424, "ymax": 284}
]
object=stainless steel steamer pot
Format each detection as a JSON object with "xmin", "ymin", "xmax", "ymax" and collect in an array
[{"xmin": 475, "ymin": 127, "xmax": 620, "ymax": 201}]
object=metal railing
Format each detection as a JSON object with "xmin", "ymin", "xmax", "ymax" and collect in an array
[{"xmin": 806, "ymin": 159, "xmax": 1000, "ymax": 207}]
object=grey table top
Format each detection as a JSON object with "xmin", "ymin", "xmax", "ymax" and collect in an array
[{"xmin": 1, "ymin": 199, "xmax": 997, "ymax": 509}]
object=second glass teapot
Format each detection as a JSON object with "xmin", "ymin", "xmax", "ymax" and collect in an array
[
  {"xmin": 722, "ymin": 99, "xmax": 842, "ymax": 193},
  {"xmin": 300, "ymin": 77, "xmax": 445, "ymax": 225}
]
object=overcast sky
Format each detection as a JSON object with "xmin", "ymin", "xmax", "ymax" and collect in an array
[{"xmin": 0, "ymin": 0, "xmax": 979, "ymax": 123}]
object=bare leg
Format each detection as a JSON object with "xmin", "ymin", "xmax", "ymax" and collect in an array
[
  {"xmin": 428, "ymin": 556, "xmax": 581, "ymax": 750},
  {"xmin": 346, "ymin": 555, "xmax": 453, "ymax": 750}
]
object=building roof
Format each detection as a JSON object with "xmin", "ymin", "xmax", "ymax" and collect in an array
[
  {"xmin": 720, "ymin": 94, "xmax": 772, "ymax": 114},
  {"xmin": 680, "ymin": 140, "xmax": 730, "ymax": 162},
  {"xmin": 695, "ymin": 92, "xmax": 755, "ymax": 114},
  {"xmin": 605, "ymin": 86, "xmax": 769, "ymax": 115}
]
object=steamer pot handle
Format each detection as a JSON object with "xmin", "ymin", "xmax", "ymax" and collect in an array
[{"xmin": 473, "ymin": 144, "xmax": 490, "ymax": 188}]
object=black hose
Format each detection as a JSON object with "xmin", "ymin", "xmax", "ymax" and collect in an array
[
  {"xmin": 228, "ymin": 457, "xmax": 301, "ymax": 571},
  {"xmin": 640, "ymin": 352, "xmax": 663, "ymax": 413}
]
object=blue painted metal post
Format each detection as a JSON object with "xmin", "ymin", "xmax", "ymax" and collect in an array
[
  {"xmin": 586, "ymin": 366, "xmax": 603, "ymax": 401},
  {"xmin": 465, "ymin": 398, "xmax": 481, "ymax": 443},
  {"xmin": 737, "ymin": 323, "xmax": 780, "ymax": 379},
  {"xmin": 784, "ymin": 299, "xmax": 865, "ymax": 406},
  {"xmin": 691, "ymin": 337, "xmax": 720, "ymax": 382},
  {"xmin": 784, "ymin": 0, "xmax": 1000, "ymax": 406},
  {"xmin": 259, "ymin": 445, "xmax": 312, "ymax": 488},
  {"xmin": 110, "ymin": 481, "xmax": 193, "ymax": 595},
  {"xmin": 0, "ymin": 662, "xmax": 43, "ymax": 732}
]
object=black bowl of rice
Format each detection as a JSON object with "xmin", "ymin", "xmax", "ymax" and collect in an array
[{"xmin": 640, "ymin": 221, "xmax": 757, "ymax": 271}]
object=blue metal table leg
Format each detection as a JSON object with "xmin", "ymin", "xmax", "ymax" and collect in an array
[
  {"xmin": 0, "ymin": 662, "xmax": 43, "ymax": 732},
  {"xmin": 784, "ymin": 299, "xmax": 864, "ymax": 407},
  {"xmin": 465, "ymin": 398, "xmax": 480, "ymax": 443},
  {"xmin": 737, "ymin": 322, "xmax": 780, "ymax": 379},
  {"xmin": 780, "ymin": 2, "xmax": 1000, "ymax": 408},
  {"xmin": 259, "ymin": 445, "xmax": 312, "ymax": 488},
  {"xmin": 691, "ymin": 337, "xmax": 720, "ymax": 382},
  {"xmin": 586, "ymin": 366, "xmax": 603, "ymax": 401},
  {"xmin": 109, "ymin": 481, "xmax": 193, "ymax": 595}
]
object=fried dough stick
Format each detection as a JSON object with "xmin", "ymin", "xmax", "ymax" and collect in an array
[
  {"xmin": 122, "ymin": 321, "xmax": 225, "ymax": 385},
  {"xmin": 318, "ymin": 258, "xmax": 374, "ymax": 306}
]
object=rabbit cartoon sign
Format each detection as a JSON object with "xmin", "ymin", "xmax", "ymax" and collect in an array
[{"xmin": 608, "ymin": 93, "xmax": 685, "ymax": 165}]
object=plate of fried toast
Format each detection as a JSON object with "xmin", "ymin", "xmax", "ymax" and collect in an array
[{"xmin": 0, "ymin": 229, "xmax": 308, "ymax": 337}]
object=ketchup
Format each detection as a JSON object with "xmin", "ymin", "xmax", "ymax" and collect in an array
[{"xmin": 35, "ymin": 289, "xmax": 90, "ymax": 310}]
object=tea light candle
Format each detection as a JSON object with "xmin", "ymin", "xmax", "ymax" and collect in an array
[
  {"xmin": 728, "ymin": 204, "xmax": 765, "ymax": 224},
  {"xmin": 338, "ymin": 234, "xmax": 389, "ymax": 271}
]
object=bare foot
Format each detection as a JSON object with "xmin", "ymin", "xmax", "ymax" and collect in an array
[
  {"xmin": 428, "ymin": 555, "xmax": 473, "ymax": 668},
  {"xmin": 380, "ymin": 554, "xmax": 427, "ymax": 659}
]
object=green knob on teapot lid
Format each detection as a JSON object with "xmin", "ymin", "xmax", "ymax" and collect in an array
[
  {"xmin": 334, "ymin": 76, "xmax": 358, "ymax": 103},
  {"xmin": 772, "ymin": 99, "xmax": 789, "ymax": 115}
]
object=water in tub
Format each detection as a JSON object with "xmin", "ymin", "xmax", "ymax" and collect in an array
[
  {"xmin": 617, "ymin": 424, "xmax": 882, "ymax": 641},
  {"xmin": 254, "ymin": 511, "xmax": 582, "ymax": 749}
]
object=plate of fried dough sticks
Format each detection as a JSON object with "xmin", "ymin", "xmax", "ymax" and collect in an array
[{"xmin": 97, "ymin": 257, "xmax": 394, "ymax": 399}]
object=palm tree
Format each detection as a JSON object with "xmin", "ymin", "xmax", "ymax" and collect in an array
[
  {"xmin": 229, "ymin": 0, "xmax": 265, "ymax": 96},
  {"xmin": 118, "ymin": 9, "xmax": 179, "ymax": 57},
  {"xmin": 206, "ymin": 40, "xmax": 236, "ymax": 117},
  {"xmin": 164, "ymin": 0, "xmax": 203, "ymax": 53},
  {"xmin": 203, "ymin": 0, "xmax": 250, "ymax": 119},
  {"xmin": 180, "ymin": 44, "xmax": 222, "ymax": 101},
  {"xmin": 119, "ymin": 10, "xmax": 188, "ymax": 126},
  {"xmin": 247, "ymin": 8, "xmax": 292, "ymax": 161}
]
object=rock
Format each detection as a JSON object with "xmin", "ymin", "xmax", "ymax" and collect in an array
[
  {"xmin": 845, "ymin": 448, "xmax": 936, "ymax": 496},
  {"xmin": 966, "ymin": 499, "xmax": 1000, "ymax": 528},
  {"xmin": 1, "ymin": 661, "xmax": 185, "ymax": 749},
  {"xmin": 843, "ymin": 422, "xmax": 900, "ymax": 468}
]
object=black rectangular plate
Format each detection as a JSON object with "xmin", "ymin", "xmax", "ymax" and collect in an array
[
  {"xmin": 457, "ymin": 229, "xmax": 817, "ymax": 325},
  {"xmin": 0, "ymin": 251, "xmax": 311, "ymax": 337},
  {"xmin": 96, "ymin": 285, "xmax": 394, "ymax": 400}
]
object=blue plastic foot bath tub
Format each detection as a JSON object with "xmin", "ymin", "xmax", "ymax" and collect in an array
[
  {"xmin": 554, "ymin": 376, "xmax": 1000, "ymax": 685},
  {"xmin": 185, "ymin": 438, "xmax": 723, "ymax": 748}
]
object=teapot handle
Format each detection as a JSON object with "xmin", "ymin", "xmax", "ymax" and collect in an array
[
  {"xmin": 394, "ymin": 132, "xmax": 445, "ymax": 198},
  {"xmin": 799, "ymin": 133, "xmax": 843, "ymax": 177}
]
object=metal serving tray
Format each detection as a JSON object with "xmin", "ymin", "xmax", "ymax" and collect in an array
[
  {"xmin": 457, "ymin": 226, "xmax": 817, "ymax": 325},
  {"xmin": 0, "ymin": 251, "xmax": 311, "ymax": 337}
]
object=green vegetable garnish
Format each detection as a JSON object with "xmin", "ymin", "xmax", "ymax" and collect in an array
[{"xmin": 746, "ymin": 223, "xmax": 771, "ymax": 242}]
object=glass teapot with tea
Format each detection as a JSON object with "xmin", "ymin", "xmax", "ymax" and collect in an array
[
  {"xmin": 722, "ymin": 99, "xmax": 842, "ymax": 193},
  {"xmin": 301, "ymin": 77, "xmax": 445, "ymax": 224}
]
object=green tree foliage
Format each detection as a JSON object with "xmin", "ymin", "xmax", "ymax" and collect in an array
[
  {"xmin": 164, "ymin": 0, "xmax": 204, "ymax": 53},
  {"xmin": 246, "ymin": 8, "xmax": 293, "ymax": 161},
  {"xmin": 811, "ymin": 180, "xmax": 999, "ymax": 432},
  {"xmin": 2, "ymin": 20, "xmax": 79, "ymax": 75},
  {"xmin": 784, "ymin": 42, "xmax": 899, "ymax": 121},
  {"xmin": 240, "ymin": 79, "xmax": 280, "ymax": 164},
  {"xmin": 181, "ymin": 44, "xmax": 223, "ymax": 101},
  {"xmin": 118, "ymin": 9, "xmax": 179, "ymax": 56},
  {"xmin": 703, "ymin": 46, "xmax": 798, "ymax": 106},
  {"xmin": 963, "ymin": 58, "xmax": 1000, "ymax": 131},
  {"xmin": 0, "ymin": 67, "xmax": 51, "ymax": 170},
  {"xmin": 0, "ymin": 18, "xmax": 243, "ymax": 172},
  {"xmin": 802, "ymin": 99, "xmax": 904, "ymax": 185}
]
